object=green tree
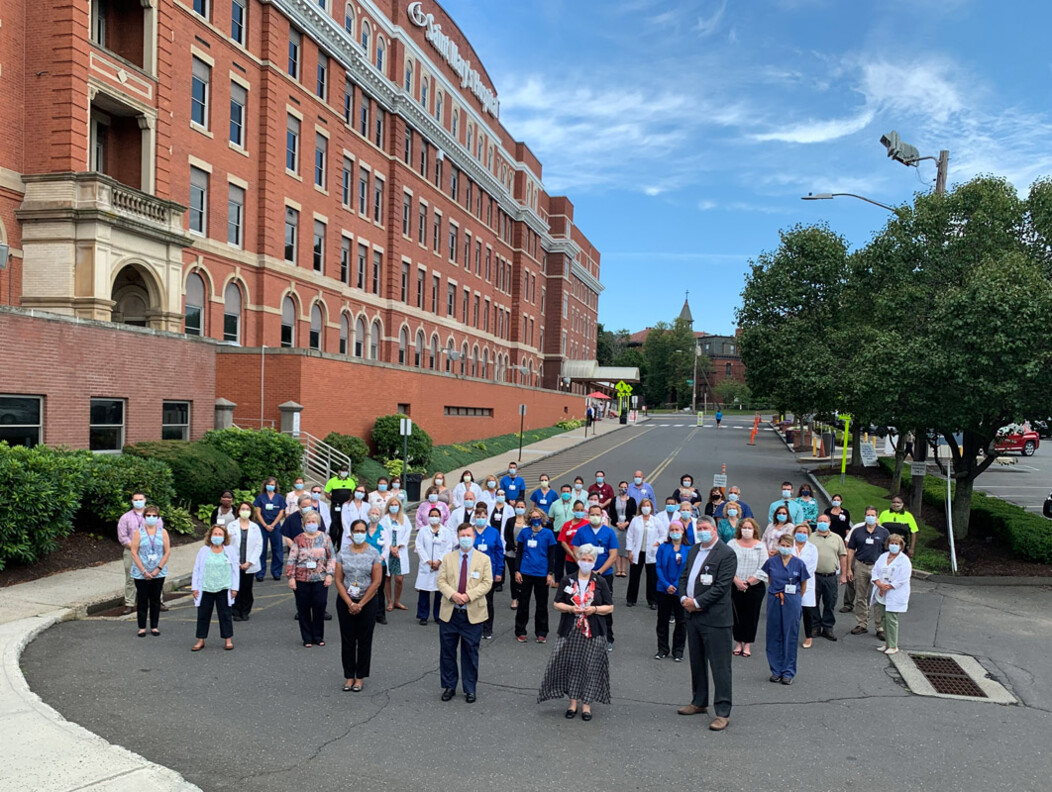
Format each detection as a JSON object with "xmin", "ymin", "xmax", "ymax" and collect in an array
[
  {"xmin": 596, "ymin": 324, "xmax": 630, "ymax": 366},
  {"xmin": 640, "ymin": 318, "xmax": 702, "ymax": 408},
  {"xmin": 714, "ymin": 380, "xmax": 752, "ymax": 407}
]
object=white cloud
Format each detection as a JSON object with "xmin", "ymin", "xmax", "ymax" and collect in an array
[
  {"xmin": 698, "ymin": 200, "xmax": 718, "ymax": 210},
  {"xmin": 694, "ymin": 0, "xmax": 727, "ymax": 36},
  {"xmin": 752, "ymin": 108, "xmax": 876, "ymax": 143}
]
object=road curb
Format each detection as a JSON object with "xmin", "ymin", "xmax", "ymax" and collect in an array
[
  {"xmin": 81, "ymin": 572, "xmax": 195, "ymax": 618},
  {"xmin": 770, "ymin": 421, "xmax": 796, "ymax": 454},
  {"xmin": 2, "ymin": 611, "xmax": 202, "ymax": 791}
]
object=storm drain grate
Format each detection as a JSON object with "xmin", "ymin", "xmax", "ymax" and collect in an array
[{"xmin": 909, "ymin": 654, "xmax": 988, "ymax": 698}]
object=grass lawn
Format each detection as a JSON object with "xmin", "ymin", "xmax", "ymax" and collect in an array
[{"xmin": 819, "ymin": 473, "xmax": 950, "ymax": 573}]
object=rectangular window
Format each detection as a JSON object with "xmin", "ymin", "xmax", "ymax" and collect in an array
[
  {"xmin": 161, "ymin": 401, "xmax": 191, "ymax": 441},
  {"xmin": 316, "ymin": 53, "xmax": 328, "ymax": 100},
  {"xmin": 464, "ymin": 232, "xmax": 471, "ymax": 271},
  {"xmin": 284, "ymin": 206, "xmax": 298, "ymax": 263},
  {"xmin": 374, "ymin": 108, "xmax": 384, "ymax": 148},
  {"xmin": 91, "ymin": 0, "xmax": 107, "ymax": 46},
  {"xmin": 189, "ymin": 166, "xmax": 208, "ymax": 235},
  {"xmin": 231, "ymin": 0, "xmax": 246, "ymax": 45},
  {"xmin": 191, "ymin": 57, "xmax": 210, "ymax": 128},
  {"xmin": 340, "ymin": 237, "xmax": 351, "ymax": 284},
  {"xmin": 484, "ymin": 299, "xmax": 490, "ymax": 332},
  {"xmin": 448, "ymin": 225, "xmax": 457, "ymax": 262},
  {"xmin": 372, "ymin": 251, "xmax": 382, "ymax": 295},
  {"xmin": 193, "ymin": 0, "xmax": 209, "ymax": 18},
  {"xmin": 485, "ymin": 249, "xmax": 491, "ymax": 282},
  {"xmin": 432, "ymin": 274, "xmax": 439, "ymax": 314},
  {"xmin": 314, "ymin": 132, "xmax": 327, "ymax": 188},
  {"xmin": 462, "ymin": 287, "xmax": 469, "ymax": 323},
  {"xmin": 359, "ymin": 96, "xmax": 369, "ymax": 136},
  {"xmin": 432, "ymin": 212, "xmax": 440, "ymax": 253},
  {"xmin": 475, "ymin": 241, "xmax": 482, "ymax": 275},
  {"xmin": 227, "ymin": 183, "xmax": 244, "ymax": 247},
  {"xmin": 447, "ymin": 284, "xmax": 455, "ymax": 317},
  {"xmin": 286, "ymin": 115, "xmax": 300, "ymax": 173},
  {"xmin": 343, "ymin": 79, "xmax": 354, "ymax": 123},
  {"xmin": 418, "ymin": 203, "xmax": 426, "ymax": 245},
  {"xmin": 416, "ymin": 269, "xmax": 425, "ymax": 308},
  {"xmin": 341, "ymin": 158, "xmax": 352, "ymax": 206},
  {"xmin": 443, "ymin": 406, "xmax": 493, "ymax": 418},
  {"xmin": 402, "ymin": 194, "xmax": 411, "ymax": 236},
  {"xmin": 229, "ymin": 82, "xmax": 246, "ymax": 147},
  {"xmin": 450, "ymin": 167, "xmax": 459, "ymax": 201},
  {"xmin": 419, "ymin": 141, "xmax": 428, "ymax": 177},
  {"xmin": 288, "ymin": 28, "xmax": 301, "ymax": 78},
  {"xmin": 401, "ymin": 261, "xmax": 410, "ymax": 302},
  {"xmin": 312, "ymin": 219, "xmax": 325, "ymax": 272},
  {"xmin": 473, "ymin": 295, "xmax": 479, "ymax": 328},
  {"xmin": 404, "ymin": 127, "xmax": 413, "ymax": 165},
  {"xmin": 358, "ymin": 166, "xmax": 368, "ymax": 214},
  {"xmin": 0, "ymin": 395, "xmax": 42, "ymax": 447},
  {"xmin": 373, "ymin": 177, "xmax": 383, "ymax": 224},
  {"xmin": 357, "ymin": 243, "xmax": 367, "ymax": 288},
  {"xmin": 89, "ymin": 398, "xmax": 125, "ymax": 452}
]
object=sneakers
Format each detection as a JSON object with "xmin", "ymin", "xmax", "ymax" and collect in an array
[
  {"xmin": 516, "ymin": 635, "xmax": 528, "ymax": 643},
  {"xmin": 875, "ymin": 644, "xmax": 887, "ymax": 652},
  {"xmin": 884, "ymin": 647, "xmax": 900, "ymax": 655},
  {"xmin": 655, "ymin": 652, "xmax": 669, "ymax": 660},
  {"xmin": 536, "ymin": 636, "xmax": 547, "ymax": 644}
]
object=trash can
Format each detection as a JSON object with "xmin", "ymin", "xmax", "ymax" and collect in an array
[
  {"xmin": 619, "ymin": 412, "xmax": 628, "ymax": 425},
  {"xmin": 785, "ymin": 429, "xmax": 795, "ymax": 445},
  {"xmin": 405, "ymin": 473, "xmax": 423, "ymax": 502}
]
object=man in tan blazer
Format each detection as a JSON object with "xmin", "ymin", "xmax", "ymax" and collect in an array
[{"xmin": 437, "ymin": 523, "xmax": 493, "ymax": 702}]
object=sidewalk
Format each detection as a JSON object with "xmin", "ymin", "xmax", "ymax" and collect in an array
[{"xmin": 0, "ymin": 415, "xmax": 642, "ymax": 792}]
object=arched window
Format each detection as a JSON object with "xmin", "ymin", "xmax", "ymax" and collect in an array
[
  {"xmin": 185, "ymin": 272, "xmax": 206, "ymax": 336},
  {"xmin": 725, "ymin": 363, "xmax": 733, "ymax": 377},
  {"xmin": 528, "ymin": 360, "xmax": 534, "ymax": 387},
  {"xmin": 470, "ymin": 345, "xmax": 478, "ymax": 378},
  {"xmin": 460, "ymin": 342, "xmax": 468, "ymax": 375},
  {"xmin": 398, "ymin": 326, "xmax": 408, "ymax": 364},
  {"xmin": 445, "ymin": 337, "xmax": 455, "ymax": 372},
  {"xmin": 369, "ymin": 319, "xmax": 381, "ymax": 359},
  {"xmin": 281, "ymin": 296, "xmax": 296, "ymax": 347},
  {"xmin": 421, "ymin": 76, "xmax": 429, "ymax": 109},
  {"xmin": 344, "ymin": 3, "xmax": 354, "ymax": 35},
  {"xmin": 451, "ymin": 110, "xmax": 459, "ymax": 138},
  {"xmin": 487, "ymin": 146, "xmax": 493, "ymax": 170},
  {"xmin": 339, "ymin": 314, "xmax": 350, "ymax": 354},
  {"xmin": 482, "ymin": 348, "xmax": 489, "ymax": 380},
  {"xmin": 360, "ymin": 20, "xmax": 370, "ymax": 55},
  {"xmin": 429, "ymin": 335, "xmax": 438, "ymax": 369},
  {"xmin": 415, "ymin": 330, "xmax": 424, "ymax": 367},
  {"xmin": 466, "ymin": 124, "xmax": 473, "ymax": 154},
  {"xmin": 354, "ymin": 316, "xmax": 365, "ymax": 357},
  {"xmin": 404, "ymin": 60, "xmax": 413, "ymax": 92},
  {"xmin": 309, "ymin": 303, "xmax": 323, "ymax": 350},
  {"xmin": 375, "ymin": 38, "xmax": 385, "ymax": 72},
  {"xmin": 223, "ymin": 282, "xmax": 242, "ymax": 343},
  {"xmin": 435, "ymin": 91, "xmax": 443, "ymax": 123}
]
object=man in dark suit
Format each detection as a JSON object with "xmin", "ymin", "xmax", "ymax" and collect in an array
[{"xmin": 676, "ymin": 516, "xmax": 736, "ymax": 731}]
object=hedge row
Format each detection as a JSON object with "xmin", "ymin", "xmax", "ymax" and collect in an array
[{"xmin": 125, "ymin": 441, "xmax": 242, "ymax": 507}]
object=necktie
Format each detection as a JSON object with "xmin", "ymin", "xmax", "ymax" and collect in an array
[
  {"xmin": 458, "ymin": 553, "xmax": 468, "ymax": 595},
  {"xmin": 239, "ymin": 525, "xmax": 248, "ymax": 564}
]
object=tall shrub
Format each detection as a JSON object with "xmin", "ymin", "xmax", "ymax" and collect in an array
[
  {"xmin": 371, "ymin": 414, "xmax": 433, "ymax": 468},
  {"xmin": 200, "ymin": 428, "xmax": 303, "ymax": 490},
  {"xmin": 77, "ymin": 454, "xmax": 176, "ymax": 535},
  {"xmin": 124, "ymin": 441, "xmax": 241, "ymax": 507}
]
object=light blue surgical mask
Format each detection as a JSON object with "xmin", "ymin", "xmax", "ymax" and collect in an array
[
  {"xmin": 665, "ymin": 505, "xmax": 676, "ymax": 514},
  {"xmin": 474, "ymin": 518, "xmax": 487, "ymax": 528},
  {"xmin": 697, "ymin": 530, "xmax": 713, "ymax": 544},
  {"xmin": 428, "ymin": 494, "xmax": 438, "ymax": 503},
  {"xmin": 728, "ymin": 493, "xmax": 739, "ymax": 502},
  {"xmin": 294, "ymin": 483, "xmax": 304, "ymax": 490},
  {"xmin": 459, "ymin": 536, "xmax": 474, "ymax": 551},
  {"xmin": 378, "ymin": 484, "xmax": 388, "ymax": 492},
  {"xmin": 144, "ymin": 515, "xmax": 159, "ymax": 527},
  {"xmin": 777, "ymin": 545, "xmax": 793, "ymax": 556},
  {"xmin": 211, "ymin": 535, "xmax": 224, "ymax": 545},
  {"xmin": 496, "ymin": 495, "xmax": 505, "ymax": 503},
  {"xmin": 865, "ymin": 515, "xmax": 877, "ymax": 526},
  {"xmin": 301, "ymin": 506, "xmax": 313, "ymax": 515},
  {"xmin": 561, "ymin": 492, "xmax": 571, "ymax": 501},
  {"xmin": 680, "ymin": 512, "xmax": 692, "ymax": 522},
  {"xmin": 352, "ymin": 532, "xmax": 367, "ymax": 545},
  {"xmin": 795, "ymin": 532, "xmax": 808, "ymax": 543},
  {"xmin": 265, "ymin": 485, "xmax": 275, "ymax": 492},
  {"xmin": 464, "ymin": 501, "xmax": 476, "ymax": 511},
  {"xmin": 515, "ymin": 507, "xmax": 526, "ymax": 516},
  {"xmin": 776, "ymin": 513, "xmax": 788, "ymax": 522},
  {"xmin": 633, "ymin": 477, "xmax": 642, "ymax": 485},
  {"xmin": 669, "ymin": 532, "xmax": 682, "ymax": 542},
  {"xmin": 573, "ymin": 510, "xmax": 586, "ymax": 520},
  {"xmin": 388, "ymin": 505, "xmax": 399, "ymax": 514},
  {"xmin": 354, "ymin": 491, "xmax": 365, "ymax": 500},
  {"xmin": 132, "ymin": 499, "xmax": 145, "ymax": 510},
  {"xmin": 595, "ymin": 476, "xmax": 604, "ymax": 484},
  {"xmin": 889, "ymin": 544, "xmax": 902, "ymax": 554}
]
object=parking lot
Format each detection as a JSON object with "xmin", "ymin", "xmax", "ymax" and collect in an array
[{"xmin": 972, "ymin": 441, "xmax": 1051, "ymax": 516}]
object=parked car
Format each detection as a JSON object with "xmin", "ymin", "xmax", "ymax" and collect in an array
[
  {"xmin": 994, "ymin": 425, "xmax": 1040, "ymax": 457},
  {"xmin": 1029, "ymin": 418, "xmax": 1052, "ymax": 439},
  {"xmin": 1043, "ymin": 492, "xmax": 1052, "ymax": 519}
]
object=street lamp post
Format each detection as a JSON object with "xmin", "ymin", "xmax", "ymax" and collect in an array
[
  {"xmin": 801, "ymin": 193, "xmax": 898, "ymax": 212},
  {"xmin": 260, "ymin": 345, "xmax": 267, "ymax": 428}
]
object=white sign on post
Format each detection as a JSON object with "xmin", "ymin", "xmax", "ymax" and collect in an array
[
  {"xmin": 519, "ymin": 404, "xmax": 527, "ymax": 416},
  {"xmin": 910, "ymin": 462, "xmax": 927, "ymax": 477},
  {"xmin": 399, "ymin": 418, "xmax": 413, "ymax": 436},
  {"xmin": 291, "ymin": 412, "xmax": 301, "ymax": 438},
  {"xmin": 712, "ymin": 474, "xmax": 728, "ymax": 488},
  {"xmin": 859, "ymin": 443, "xmax": 878, "ymax": 467}
]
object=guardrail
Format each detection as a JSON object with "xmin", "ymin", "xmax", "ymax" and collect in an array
[{"xmin": 285, "ymin": 430, "xmax": 351, "ymax": 483}]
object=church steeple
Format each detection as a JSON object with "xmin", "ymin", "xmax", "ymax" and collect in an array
[{"xmin": 678, "ymin": 290, "xmax": 693, "ymax": 326}]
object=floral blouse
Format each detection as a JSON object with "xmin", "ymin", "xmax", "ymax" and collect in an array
[{"xmin": 285, "ymin": 531, "xmax": 336, "ymax": 582}]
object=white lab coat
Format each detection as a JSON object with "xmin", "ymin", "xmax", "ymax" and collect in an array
[
  {"xmin": 226, "ymin": 520, "xmax": 264, "ymax": 576},
  {"xmin": 793, "ymin": 541, "xmax": 819, "ymax": 607},
  {"xmin": 625, "ymin": 515, "xmax": 667, "ymax": 564},
  {"xmin": 449, "ymin": 502, "xmax": 491, "ymax": 527},
  {"xmin": 451, "ymin": 481, "xmax": 484, "ymax": 508},
  {"xmin": 368, "ymin": 490, "xmax": 394, "ymax": 510},
  {"xmin": 414, "ymin": 525, "xmax": 456, "ymax": 591},
  {"xmin": 869, "ymin": 551, "xmax": 912, "ymax": 613},
  {"xmin": 380, "ymin": 515, "xmax": 412, "ymax": 576},
  {"xmin": 340, "ymin": 498, "xmax": 372, "ymax": 533}
]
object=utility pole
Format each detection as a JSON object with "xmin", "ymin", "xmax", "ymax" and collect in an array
[{"xmin": 691, "ymin": 343, "xmax": 698, "ymax": 414}]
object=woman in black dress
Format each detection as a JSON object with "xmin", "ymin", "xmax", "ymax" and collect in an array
[{"xmin": 538, "ymin": 544, "xmax": 614, "ymax": 722}]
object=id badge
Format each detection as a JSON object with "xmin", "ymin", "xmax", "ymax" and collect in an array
[
  {"xmin": 785, "ymin": 583, "xmax": 797, "ymax": 595},
  {"xmin": 700, "ymin": 574, "xmax": 713, "ymax": 586},
  {"xmin": 478, "ymin": 544, "xmax": 488, "ymax": 552},
  {"xmin": 675, "ymin": 554, "xmax": 681, "ymax": 562},
  {"xmin": 471, "ymin": 570, "xmax": 481, "ymax": 579},
  {"xmin": 305, "ymin": 560, "xmax": 318, "ymax": 569},
  {"xmin": 527, "ymin": 539, "xmax": 538, "ymax": 548},
  {"xmin": 564, "ymin": 585, "xmax": 574, "ymax": 594},
  {"xmin": 265, "ymin": 504, "xmax": 275, "ymax": 510},
  {"xmin": 865, "ymin": 538, "xmax": 874, "ymax": 545},
  {"xmin": 349, "ymin": 585, "xmax": 361, "ymax": 597},
  {"xmin": 147, "ymin": 554, "xmax": 158, "ymax": 563}
]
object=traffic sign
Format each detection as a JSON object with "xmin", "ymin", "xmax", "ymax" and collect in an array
[
  {"xmin": 399, "ymin": 418, "xmax": 413, "ymax": 436},
  {"xmin": 519, "ymin": 404, "xmax": 527, "ymax": 416}
]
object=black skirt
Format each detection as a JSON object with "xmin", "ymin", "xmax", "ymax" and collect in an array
[{"xmin": 538, "ymin": 628, "xmax": 611, "ymax": 705}]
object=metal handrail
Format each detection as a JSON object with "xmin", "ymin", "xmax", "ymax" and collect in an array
[{"xmin": 285, "ymin": 430, "xmax": 352, "ymax": 483}]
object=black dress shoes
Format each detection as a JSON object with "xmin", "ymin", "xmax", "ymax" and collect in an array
[
  {"xmin": 441, "ymin": 688, "xmax": 456, "ymax": 701},
  {"xmin": 465, "ymin": 693, "xmax": 477, "ymax": 703}
]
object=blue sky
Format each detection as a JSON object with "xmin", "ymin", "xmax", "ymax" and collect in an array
[{"xmin": 439, "ymin": 0, "xmax": 1052, "ymax": 336}]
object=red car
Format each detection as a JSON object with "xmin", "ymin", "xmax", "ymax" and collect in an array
[{"xmin": 994, "ymin": 427, "xmax": 1040, "ymax": 456}]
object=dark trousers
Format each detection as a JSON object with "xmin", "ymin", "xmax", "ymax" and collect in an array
[
  {"xmin": 439, "ymin": 609, "xmax": 483, "ymax": 695},
  {"xmin": 257, "ymin": 527, "xmax": 283, "ymax": 580},
  {"xmin": 656, "ymin": 591, "xmax": 686, "ymax": 657},
  {"xmin": 337, "ymin": 596, "xmax": 378, "ymax": 678},
  {"xmin": 731, "ymin": 582, "xmax": 766, "ymax": 643},
  {"xmin": 802, "ymin": 606, "xmax": 815, "ymax": 638},
  {"xmin": 196, "ymin": 590, "xmax": 233, "ymax": 639},
  {"xmin": 813, "ymin": 573, "xmax": 839, "ymax": 631},
  {"xmin": 416, "ymin": 590, "xmax": 442, "ymax": 622},
  {"xmin": 134, "ymin": 577, "xmax": 164, "ymax": 630},
  {"xmin": 294, "ymin": 580, "xmax": 328, "ymax": 644},
  {"xmin": 842, "ymin": 577, "xmax": 856, "ymax": 609},
  {"xmin": 375, "ymin": 578, "xmax": 387, "ymax": 621},
  {"xmin": 552, "ymin": 554, "xmax": 566, "ymax": 581},
  {"xmin": 483, "ymin": 587, "xmax": 496, "ymax": 636},
  {"xmin": 505, "ymin": 556, "xmax": 522, "ymax": 600},
  {"xmin": 233, "ymin": 571, "xmax": 255, "ymax": 617},
  {"xmin": 602, "ymin": 574, "xmax": 615, "ymax": 642},
  {"xmin": 515, "ymin": 574, "xmax": 550, "ymax": 637},
  {"xmin": 627, "ymin": 558, "xmax": 657, "ymax": 606},
  {"xmin": 766, "ymin": 592, "xmax": 802, "ymax": 679},
  {"xmin": 685, "ymin": 616, "xmax": 733, "ymax": 717}
]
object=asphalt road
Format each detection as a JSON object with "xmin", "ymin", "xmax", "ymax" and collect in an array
[
  {"xmin": 970, "ymin": 442, "xmax": 1052, "ymax": 516},
  {"xmin": 22, "ymin": 415, "xmax": 1052, "ymax": 792}
]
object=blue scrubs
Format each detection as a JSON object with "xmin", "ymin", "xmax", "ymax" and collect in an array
[{"xmin": 761, "ymin": 554, "xmax": 810, "ymax": 680}]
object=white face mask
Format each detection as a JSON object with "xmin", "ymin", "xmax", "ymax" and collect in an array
[
  {"xmin": 740, "ymin": 528, "xmax": 754, "ymax": 540},
  {"xmin": 641, "ymin": 506, "xmax": 652, "ymax": 515},
  {"xmin": 304, "ymin": 523, "xmax": 319, "ymax": 534},
  {"xmin": 588, "ymin": 515, "xmax": 602, "ymax": 526}
]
